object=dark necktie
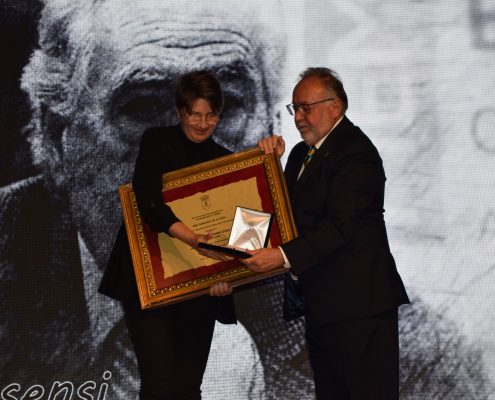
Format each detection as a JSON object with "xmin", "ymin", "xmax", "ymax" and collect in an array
[{"xmin": 303, "ymin": 145, "xmax": 316, "ymax": 167}]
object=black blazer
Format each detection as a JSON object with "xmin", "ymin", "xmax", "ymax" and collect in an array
[
  {"xmin": 99, "ymin": 125, "xmax": 236, "ymax": 324},
  {"xmin": 281, "ymin": 116, "xmax": 409, "ymax": 323}
]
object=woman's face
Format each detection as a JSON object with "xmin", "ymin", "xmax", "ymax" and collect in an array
[{"xmin": 178, "ymin": 98, "xmax": 219, "ymax": 143}]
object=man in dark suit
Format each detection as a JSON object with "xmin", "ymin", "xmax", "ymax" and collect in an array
[{"xmin": 244, "ymin": 67, "xmax": 410, "ymax": 400}]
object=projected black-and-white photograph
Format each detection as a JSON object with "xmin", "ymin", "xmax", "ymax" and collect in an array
[{"xmin": 1, "ymin": 0, "xmax": 494, "ymax": 399}]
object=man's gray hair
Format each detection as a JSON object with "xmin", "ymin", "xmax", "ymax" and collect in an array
[{"xmin": 299, "ymin": 67, "xmax": 348, "ymax": 113}]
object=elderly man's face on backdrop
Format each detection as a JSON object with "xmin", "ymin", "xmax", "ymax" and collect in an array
[{"xmin": 37, "ymin": 0, "xmax": 283, "ymax": 265}]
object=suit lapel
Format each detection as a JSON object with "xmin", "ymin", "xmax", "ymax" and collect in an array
[
  {"xmin": 285, "ymin": 145, "xmax": 307, "ymax": 195},
  {"xmin": 291, "ymin": 116, "xmax": 351, "ymax": 199}
]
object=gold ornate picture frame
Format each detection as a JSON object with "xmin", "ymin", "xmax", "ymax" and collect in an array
[{"xmin": 119, "ymin": 148, "xmax": 297, "ymax": 309}]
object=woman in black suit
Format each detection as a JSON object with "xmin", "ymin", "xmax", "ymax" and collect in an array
[{"xmin": 99, "ymin": 70, "xmax": 235, "ymax": 400}]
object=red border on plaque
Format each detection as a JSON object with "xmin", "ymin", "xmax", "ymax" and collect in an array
[{"xmin": 144, "ymin": 164, "xmax": 282, "ymax": 289}]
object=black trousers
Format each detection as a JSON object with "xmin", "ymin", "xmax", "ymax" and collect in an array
[
  {"xmin": 305, "ymin": 308, "xmax": 399, "ymax": 400},
  {"xmin": 124, "ymin": 297, "xmax": 216, "ymax": 400}
]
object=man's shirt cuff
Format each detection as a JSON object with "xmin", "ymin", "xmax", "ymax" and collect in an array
[{"xmin": 278, "ymin": 246, "xmax": 299, "ymax": 281}]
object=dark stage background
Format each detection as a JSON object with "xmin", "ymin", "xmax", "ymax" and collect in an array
[{"xmin": 1, "ymin": 1, "xmax": 495, "ymax": 399}]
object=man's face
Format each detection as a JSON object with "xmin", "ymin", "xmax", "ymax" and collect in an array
[
  {"xmin": 292, "ymin": 77, "xmax": 341, "ymax": 146},
  {"xmin": 60, "ymin": 0, "xmax": 272, "ymax": 265}
]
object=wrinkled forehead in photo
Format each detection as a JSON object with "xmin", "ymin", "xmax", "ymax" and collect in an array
[{"xmin": 24, "ymin": 0, "xmax": 285, "ymax": 150}]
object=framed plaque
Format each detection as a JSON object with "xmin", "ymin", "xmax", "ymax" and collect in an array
[{"xmin": 119, "ymin": 147, "xmax": 297, "ymax": 309}]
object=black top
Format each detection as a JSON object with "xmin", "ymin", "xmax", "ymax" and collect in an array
[
  {"xmin": 99, "ymin": 125, "xmax": 236, "ymax": 323},
  {"xmin": 133, "ymin": 124, "xmax": 230, "ymax": 231}
]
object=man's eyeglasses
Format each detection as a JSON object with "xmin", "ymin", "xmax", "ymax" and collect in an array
[
  {"xmin": 286, "ymin": 98, "xmax": 334, "ymax": 116},
  {"xmin": 187, "ymin": 111, "xmax": 219, "ymax": 125}
]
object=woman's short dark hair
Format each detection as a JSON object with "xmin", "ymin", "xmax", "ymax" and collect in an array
[{"xmin": 175, "ymin": 70, "xmax": 223, "ymax": 114}]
